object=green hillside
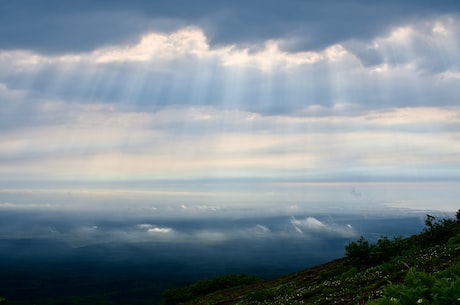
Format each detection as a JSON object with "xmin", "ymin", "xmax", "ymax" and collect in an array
[
  {"xmin": 1, "ymin": 212, "xmax": 459, "ymax": 305},
  {"xmin": 162, "ymin": 212, "xmax": 460, "ymax": 305}
]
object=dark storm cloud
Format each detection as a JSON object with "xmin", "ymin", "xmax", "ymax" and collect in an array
[{"xmin": 1, "ymin": 0, "xmax": 459, "ymax": 54}]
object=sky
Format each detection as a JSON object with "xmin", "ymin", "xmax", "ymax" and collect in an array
[{"xmin": 1, "ymin": 0, "xmax": 460, "ymax": 218}]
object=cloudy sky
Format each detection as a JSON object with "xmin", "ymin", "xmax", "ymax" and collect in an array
[{"xmin": 1, "ymin": 0, "xmax": 460, "ymax": 215}]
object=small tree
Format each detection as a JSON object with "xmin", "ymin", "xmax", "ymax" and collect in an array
[
  {"xmin": 345, "ymin": 236, "xmax": 371, "ymax": 268},
  {"xmin": 424, "ymin": 214, "xmax": 435, "ymax": 228}
]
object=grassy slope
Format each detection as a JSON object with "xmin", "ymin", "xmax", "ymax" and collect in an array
[{"xmin": 171, "ymin": 218, "xmax": 460, "ymax": 305}]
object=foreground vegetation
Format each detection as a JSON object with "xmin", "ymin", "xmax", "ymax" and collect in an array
[{"xmin": 161, "ymin": 211, "xmax": 460, "ymax": 305}]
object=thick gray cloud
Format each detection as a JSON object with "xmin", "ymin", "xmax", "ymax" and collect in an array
[{"xmin": 0, "ymin": 0, "xmax": 459, "ymax": 54}]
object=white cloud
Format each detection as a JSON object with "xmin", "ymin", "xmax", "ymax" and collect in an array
[
  {"xmin": 94, "ymin": 27, "xmax": 211, "ymax": 63},
  {"xmin": 292, "ymin": 217, "xmax": 326, "ymax": 230},
  {"xmin": 0, "ymin": 27, "xmax": 331, "ymax": 72},
  {"xmin": 91, "ymin": 27, "xmax": 347, "ymax": 71},
  {"xmin": 350, "ymin": 17, "xmax": 460, "ymax": 73},
  {"xmin": 254, "ymin": 224, "xmax": 271, "ymax": 233},
  {"xmin": 439, "ymin": 70, "xmax": 460, "ymax": 80},
  {"xmin": 136, "ymin": 223, "xmax": 173, "ymax": 234},
  {"xmin": 137, "ymin": 224, "xmax": 154, "ymax": 229},
  {"xmin": 132, "ymin": 223, "xmax": 173, "ymax": 234},
  {"xmin": 148, "ymin": 227, "xmax": 173, "ymax": 234},
  {"xmin": 291, "ymin": 216, "xmax": 357, "ymax": 238}
]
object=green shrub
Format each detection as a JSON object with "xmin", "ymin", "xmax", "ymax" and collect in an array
[
  {"xmin": 347, "ymin": 214, "xmax": 460, "ymax": 269},
  {"xmin": 420, "ymin": 215, "xmax": 459, "ymax": 248},
  {"xmin": 346, "ymin": 236, "xmax": 371, "ymax": 268},
  {"xmin": 448, "ymin": 232, "xmax": 460, "ymax": 246},
  {"xmin": 368, "ymin": 267, "xmax": 460, "ymax": 305},
  {"xmin": 245, "ymin": 288, "xmax": 279, "ymax": 303}
]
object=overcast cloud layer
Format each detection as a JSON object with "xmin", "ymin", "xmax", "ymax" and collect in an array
[{"xmin": 1, "ymin": 1, "xmax": 460, "ymax": 215}]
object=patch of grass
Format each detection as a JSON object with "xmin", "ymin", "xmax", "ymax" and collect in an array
[{"xmin": 161, "ymin": 274, "xmax": 260, "ymax": 305}]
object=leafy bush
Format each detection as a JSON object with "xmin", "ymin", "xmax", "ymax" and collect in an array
[
  {"xmin": 419, "ymin": 214, "xmax": 459, "ymax": 248},
  {"xmin": 448, "ymin": 232, "xmax": 460, "ymax": 246},
  {"xmin": 368, "ymin": 267, "xmax": 460, "ymax": 305},
  {"xmin": 363, "ymin": 212, "xmax": 460, "ymax": 305},
  {"xmin": 345, "ymin": 235, "xmax": 407, "ymax": 268},
  {"xmin": 245, "ymin": 288, "xmax": 279, "ymax": 303},
  {"xmin": 346, "ymin": 214, "xmax": 460, "ymax": 269},
  {"xmin": 345, "ymin": 236, "xmax": 371, "ymax": 268}
]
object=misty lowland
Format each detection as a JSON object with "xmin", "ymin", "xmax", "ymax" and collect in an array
[{"xmin": 1, "ymin": 210, "xmax": 459, "ymax": 305}]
